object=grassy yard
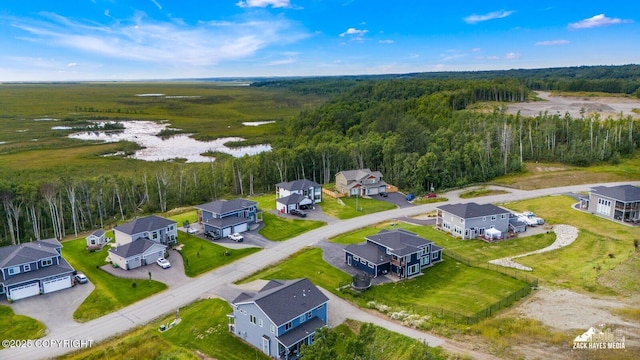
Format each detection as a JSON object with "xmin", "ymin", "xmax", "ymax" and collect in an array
[
  {"xmin": 60, "ymin": 298, "xmax": 269, "ymax": 360},
  {"xmin": 0, "ymin": 305, "xmax": 46, "ymax": 341},
  {"xmin": 62, "ymin": 238, "xmax": 167, "ymax": 322},
  {"xmin": 319, "ymin": 196, "xmax": 397, "ymax": 219},
  {"xmin": 238, "ymin": 246, "xmax": 527, "ymax": 318},
  {"xmin": 330, "ymin": 221, "xmax": 556, "ymax": 263},
  {"xmin": 504, "ymin": 195, "xmax": 639, "ymax": 294},
  {"xmin": 259, "ymin": 212, "xmax": 326, "ymax": 241},
  {"xmin": 249, "ymin": 193, "xmax": 277, "ymax": 210},
  {"xmin": 178, "ymin": 235, "xmax": 261, "ymax": 277},
  {"xmin": 238, "ymin": 247, "xmax": 352, "ymax": 290},
  {"xmin": 164, "ymin": 208, "xmax": 198, "ymax": 227},
  {"xmin": 459, "ymin": 187, "xmax": 510, "ymax": 199}
]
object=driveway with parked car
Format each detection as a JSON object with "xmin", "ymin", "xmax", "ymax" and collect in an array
[
  {"xmin": 100, "ymin": 248, "xmax": 189, "ymax": 287},
  {"xmin": 375, "ymin": 191, "xmax": 414, "ymax": 208}
]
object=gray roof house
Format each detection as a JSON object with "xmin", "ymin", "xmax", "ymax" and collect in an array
[
  {"xmin": 108, "ymin": 238, "xmax": 167, "ymax": 270},
  {"xmin": 335, "ymin": 168, "xmax": 387, "ymax": 197},
  {"xmin": 229, "ymin": 278, "xmax": 329, "ymax": 359},
  {"xmin": 581, "ymin": 184, "xmax": 640, "ymax": 223},
  {"xmin": 344, "ymin": 229, "xmax": 443, "ymax": 279},
  {"xmin": 436, "ymin": 202, "xmax": 511, "ymax": 240},
  {"xmin": 86, "ymin": 228, "xmax": 107, "ymax": 249},
  {"xmin": 195, "ymin": 199, "xmax": 259, "ymax": 238},
  {"xmin": 0, "ymin": 239, "xmax": 75, "ymax": 301},
  {"xmin": 276, "ymin": 179, "xmax": 322, "ymax": 213},
  {"xmin": 113, "ymin": 215, "xmax": 177, "ymax": 246}
]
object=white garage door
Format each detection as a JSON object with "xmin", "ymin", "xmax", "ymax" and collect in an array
[
  {"xmin": 144, "ymin": 251, "xmax": 163, "ymax": 265},
  {"xmin": 233, "ymin": 223, "xmax": 248, "ymax": 233},
  {"xmin": 222, "ymin": 227, "xmax": 232, "ymax": 238},
  {"xmin": 43, "ymin": 276, "xmax": 72, "ymax": 294},
  {"xmin": 128, "ymin": 257, "xmax": 142, "ymax": 269},
  {"xmin": 9, "ymin": 283, "xmax": 40, "ymax": 301}
]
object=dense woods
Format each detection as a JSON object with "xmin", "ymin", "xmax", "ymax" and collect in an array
[{"xmin": 1, "ymin": 66, "xmax": 639, "ymax": 245}]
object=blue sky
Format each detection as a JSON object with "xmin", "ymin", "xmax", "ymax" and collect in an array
[{"xmin": 0, "ymin": 1, "xmax": 638, "ymax": 81}]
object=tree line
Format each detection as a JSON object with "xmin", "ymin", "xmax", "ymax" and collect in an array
[{"xmin": 1, "ymin": 76, "xmax": 638, "ymax": 245}]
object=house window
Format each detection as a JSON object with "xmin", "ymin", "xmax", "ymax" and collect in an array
[
  {"xmin": 300, "ymin": 315, "xmax": 306, "ymax": 323},
  {"xmin": 501, "ymin": 214, "xmax": 507, "ymax": 219},
  {"xmin": 420, "ymin": 257, "xmax": 429, "ymax": 266},
  {"xmin": 421, "ymin": 247, "xmax": 428, "ymax": 256},
  {"xmin": 41, "ymin": 259, "xmax": 53, "ymax": 267},
  {"xmin": 152, "ymin": 232, "xmax": 158, "ymax": 239},
  {"xmin": 482, "ymin": 216, "xmax": 486, "ymax": 221},
  {"xmin": 259, "ymin": 319, "xmax": 263, "ymax": 327},
  {"xmin": 368, "ymin": 263, "xmax": 374, "ymax": 269},
  {"xmin": 408, "ymin": 264, "xmax": 420, "ymax": 275},
  {"xmin": 169, "ymin": 225, "xmax": 174, "ymax": 230},
  {"xmin": 270, "ymin": 325, "xmax": 275, "ymax": 334},
  {"xmin": 8, "ymin": 267, "xmax": 20, "ymax": 275},
  {"xmin": 24, "ymin": 264, "xmax": 31, "ymax": 272},
  {"xmin": 459, "ymin": 218, "xmax": 463, "ymax": 223},
  {"xmin": 454, "ymin": 226, "xmax": 462, "ymax": 235},
  {"xmin": 307, "ymin": 311, "xmax": 312, "ymax": 319},
  {"xmin": 250, "ymin": 314, "xmax": 257, "ymax": 325},
  {"xmin": 360, "ymin": 259, "xmax": 366, "ymax": 265},
  {"xmin": 491, "ymin": 215, "xmax": 497, "ymax": 221},
  {"xmin": 352, "ymin": 256, "xmax": 359, "ymax": 261},
  {"xmin": 285, "ymin": 321, "xmax": 292, "ymax": 330},
  {"xmin": 597, "ymin": 198, "xmax": 612, "ymax": 215}
]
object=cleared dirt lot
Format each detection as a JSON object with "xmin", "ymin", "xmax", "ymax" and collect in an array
[{"xmin": 506, "ymin": 91, "xmax": 640, "ymax": 119}]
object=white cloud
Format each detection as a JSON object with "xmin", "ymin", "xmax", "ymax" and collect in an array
[
  {"xmin": 151, "ymin": 0, "xmax": 162, "ymax": 10},
  {"xmin": 535, "ymin": 39, "xmax": 569, "ymax": 46},
  {"xmin": 67, "ymin": 62, "xmax": 78, "ymax": 67},
  {"xmin": 464, "ymin": 10, "xmax": 514, "ymax": 24},
  {"xmin": 340, "ymin": 27, "xmax": 368, "ymax": 37},
  {"xmin": 10, "ymin": 13, "xmax": 310, "ymax": 68},
  {"xmin": 568, "ymin": 14, "xmax": 631, "ymax": 29},
  {"xmin": 471, "ymin": 47, "xmax": 481, "ymax": 52},
  {"xmin": 268, "ymin": 58, "xmax": 296, "ymax": 65},
  {"xmin": 378, "ymin": 39, "xmax": 394, "ymax": 44},
  {"xmin": 505, "ymin": 52, "xmax": 520, "ymax": 60},
  {"xmin": 236, "ymin": 0, "xmax": 292, "ymax": 8}
]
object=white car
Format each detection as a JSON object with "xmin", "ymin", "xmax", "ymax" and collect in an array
[
  {"xmin": 156, "ymin": 257, "xmax": 171, "ymax": 269},
  {"xmin": 228, "ymin": 233, "xmax": 244, "ymax": 242},
  {"xmin": 186, "ymin": 227, "xmax": 197, "ymax": 234}
]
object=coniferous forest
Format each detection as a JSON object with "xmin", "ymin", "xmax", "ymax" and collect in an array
[{"xmin": 0, "ymin": 65, "xmax": 639, "ymax": 245}]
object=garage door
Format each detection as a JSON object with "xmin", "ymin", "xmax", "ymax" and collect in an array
[
  {"xmin": 9, "ymin": 283, "xmax": 40, "ymax": 301},
  {"xmin": 43, "ymin": 276, "xmax": 72, "ymax": 294},
  {"xmin": 222, "ymin": 227, "xmax": 232, "ymax": 238},
  {"xmin": 144, "ymin": 251, "xmax": 163, "ymax": 265},
  {"xmin": 128, "ymin": 257, "xmax": 142, "ymax": 269},
  {"xmin": 233, "ymin": 223, "xmax": 248, "ymax": 233}
]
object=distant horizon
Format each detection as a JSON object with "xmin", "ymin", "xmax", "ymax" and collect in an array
[{"xmin": 1, "ymin": 1, "xmax": 638, "ymax": 82}]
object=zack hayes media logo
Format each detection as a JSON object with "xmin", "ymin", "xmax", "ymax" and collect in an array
[{"xmin": 573, "ymin": 326, "xmax": 626, "ymax": 350}]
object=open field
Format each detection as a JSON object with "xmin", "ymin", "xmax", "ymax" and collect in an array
[
  {"xmin": 259, "ymin": 212, "xmax": 326, "ymax": 241},
  {"xmin": 0, "ymin": 305, "xmax": 46, "ymax": 341},
  {"xmin": 320, "ymin": 195, "xmax": 397, "ymax": 219},
  {"xmin": 459, "ymin": 187, "xmax": 510, "ymax": 199},
  {"xmin": 492, "ymin": 154, "xmax": 640, "ymax": 190},
  {"xmin": 59, "ymin": 298, "xmax": 270, "ymax": 360},
  {"xmin": 178, "ymin": 235, "xmax": 261, "ymax": 277},
  {"xmin": 62, "ymin": 237, "xmax": 168, "ymax": 322}
]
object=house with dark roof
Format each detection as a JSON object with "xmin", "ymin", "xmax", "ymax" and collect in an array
[
  {"xmin": 86, "ymin": 228, "xmax": 107, "ymax": 248},
  {"xmin": 113, "ymin": 215, "xmax": 177, "ymax": 247},
  {"xmin": 195, "ymin": 199, "xmax": 258, "ymax": 239},
  {"xmin": 228, "ymin": 278, "xmax": 329, "ymax": 359},
  {"xmin": 108, "ymin": 239, "xmax": 167, "ymax": 270},
  {"xmin": 0, "ymin": 239, "xmax": 75, "ymax": 302},
  {"xmin": 580, "ymin": 184, "xmax": 640, "ymax": 223},
  {"xmin": 344, "ymin": 229, "xmax": 443, "ymax": 279},
  {"xmin": 335, "ymin": 168, "xmax": 387, "ymax": 197},
  {"xmin": 436, "ymin": 202, "xmax": 511, "ymax": 239},
  {"xmin": 275, "ymin": 179, "xmax": 322, "ymax": 214}
]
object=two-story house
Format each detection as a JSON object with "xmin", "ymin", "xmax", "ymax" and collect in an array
[
  {"xmin": 436, "ymin": 202, "xmax": 511, "ymax": 239},
  {"xmin": 195, "ymin": 198, "xmax": 258, "ymax": 238},
  {"xmin": 228, "ymin": 278, "xmax": 329, "ymax": 359},
  {"xmin": 335, "ymin": 168, "xmax": 387, "ymax": 197},
  {"xmin": 108, "ymin": 215, "xmax": 175, "ymax": 270},
  {"xmin": 275, "ymin": 179, "xmax": 322, "ymax": 213},
  {"xmin": 344, "ymin": 229, "xmax": 443, "ymax": 279},
  {"xmin": 580, "ymin": 184, "xmax": 640, "ymax": 223},
  {"xmin": 0, "ymin": 238, "xmax": 75, "ymax": 302}
]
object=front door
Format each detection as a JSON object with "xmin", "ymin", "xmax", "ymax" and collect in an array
[{"xmin": 262, "ymin": 336, "xmax": 270, "ymax": 356}]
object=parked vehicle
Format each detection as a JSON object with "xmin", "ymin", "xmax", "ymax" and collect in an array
[
  {"xmin": 522, "ymin": 211, "xmax": 544, "ymax": 225},
  {"xmin": 75, "ymin": 273, "xmax": 88, "ymax": 284},
  {"xmin": 204, "ymin": 230, "xmax": 220, "ymax": 239},
  {"xmin": 379, "ymin": 191, "xmax": 388, "ymax": 197},
  {"xmin": 290, "ymin": 208, "xmax": 307, "ymax": 217},
  {"xmin": 186, "ymin": 226, "xmax": 198, "ymax": 234},
  {"xmin": 425, "ymin": 193, "xmax": 437, "ymax": 198},
  {"xmin": 406, "ymin": 193, "xmax": 415, "ymax": 201},
  {"xmin": 156, "ymin": 258, "xmax": 171, "ymax": 269},
  {"xmin": 228, "ymin": 233, "xmax": 244, "ymax": 242}
]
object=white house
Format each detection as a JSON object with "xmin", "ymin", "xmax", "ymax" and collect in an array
[
  {"xmin": 113, "ymin": 215, "xmax": 177, "ymax": 246},
  {"xmin": 108, "ymin": 239, "xmax": 167, "ymax": 270},
  {"xmin": 275, "ymin": 179, "xmax": 322, "ymax": 214},
  {"xmin": 86, "ymin": 229, "xmax": 107, "ymax": 248}
]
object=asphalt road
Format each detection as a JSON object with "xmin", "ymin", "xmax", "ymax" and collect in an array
[{"xmin": 4, "ymin": 181, "xmax": 638, "ymax": 360}]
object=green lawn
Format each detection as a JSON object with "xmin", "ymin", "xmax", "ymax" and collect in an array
[
  {"xmin": 62, "ymin": 238, "xmax": 168, "ymax": 322},
  {"xmin": 504, "ymin": 195, "xmax": 639, "ymax": 295},
  {"xmin": 459, "ymin": 188, "xmax": 510, "ymax": 199},
  {"xmin": 249, "ymin": 193, "xmax": 277, "ymax": 210},
  {"xmin": 330, "ymin": 221, "xmax": 556, "ymax": 263},
  {"xmin": 178, "ymin": 235, "xmax": 261, "ymax": 277},
  {"xmin": 238, "ymin": 246, "xmax": 527, "ymax": 318},
  {"xmin": 319, "ymin": 196, "xmax": 396, "ymax": 219},
  {"xmin": 60, "ymin": 298, "xmax": 269, "ymax": 360},
  {"xmin": 238, "ymin": 247, "xmax": 352, "ymax": 291},
  {"xmin": 0, "ymin": 305, "xmax": 46, "ymax": 341},
  {"xmin": 259, "ymin": 212, "xmax": 326, "ymax": 241},
  {"xmin": 165, "ymin": 209, "xmax": 198, "ymax": 227}
]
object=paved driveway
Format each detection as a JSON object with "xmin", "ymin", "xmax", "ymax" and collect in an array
[
  {"xmin": 100, "ymin": 248, "xmax": 189, "ymax": 287},
  {"xmin": 375, "ymin": 191, "xmax": 414, "ymax": 208}
]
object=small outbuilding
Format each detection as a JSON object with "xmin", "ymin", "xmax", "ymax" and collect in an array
[{"xmin": 86, "ymin": 229, "xmax": 107, "ymax": 249}]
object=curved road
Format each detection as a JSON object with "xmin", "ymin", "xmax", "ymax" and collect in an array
[{"xmin": 4, "ymin": 181, "xmax": 638, "ymax": 360}]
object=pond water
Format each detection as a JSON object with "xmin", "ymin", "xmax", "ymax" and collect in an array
[{"xmin": 68, "ymin": 120, "xmax": 271, "ymax": 163}]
